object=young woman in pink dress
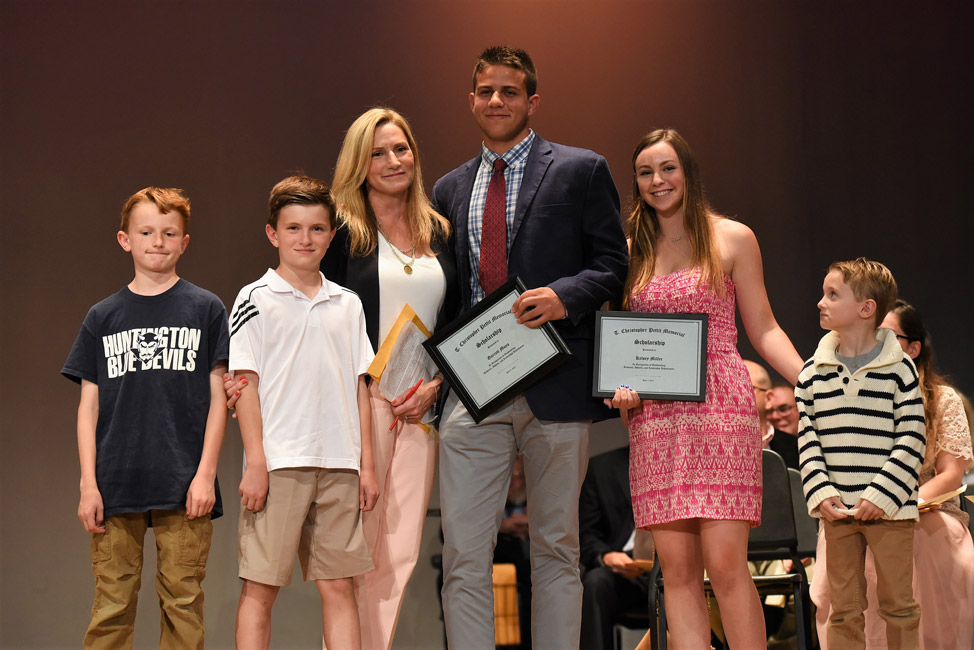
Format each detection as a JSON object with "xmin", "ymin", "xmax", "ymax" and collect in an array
[
  {"xmin": 606, "ymin": 128, "xmax": 803, "ymax": 649},
  {"xmin": 811, "ymin": 299, "xmax": 974, "ymax": 649}
]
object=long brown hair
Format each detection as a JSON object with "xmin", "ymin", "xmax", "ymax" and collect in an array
[
  {"xmin": 331, "ymin": 107, "xmax": 450, "ymax": 257},
  {"xmin": 890, "ymin": 299, "xmax": 948, "ymax": 468},
  {"xmin": 623, "ymin": 128, "xmax": 723, "ymax": 308}
]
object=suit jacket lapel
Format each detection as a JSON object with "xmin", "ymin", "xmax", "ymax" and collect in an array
[
  {"xmin": 510, "ymin": 136, "xmax": 552, "ymax": 246},
  {"xmin": 451, "ymin": 157, "xmax": 479, "ymax": 256},
  {"xmin": 451, "ymin": 156, "xmax": 479, "ymax": 306}
]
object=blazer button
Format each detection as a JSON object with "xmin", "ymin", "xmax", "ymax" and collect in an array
[
  {"xmin": 842, "ymin": 377, "xmax": 849, "ymax": 384},
  {"xmin": 837, "ymin": 366, "xmax": 844, "ymax": 372}
]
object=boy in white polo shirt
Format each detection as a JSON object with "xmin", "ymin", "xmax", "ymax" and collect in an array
[{"xmin": 229, "ymin": 175, "xmax": 378, "ymax": 650}]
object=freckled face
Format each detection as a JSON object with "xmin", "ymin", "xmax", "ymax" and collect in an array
[
  {"xmin": 634, "ymin": 141, "xmax": 685, "ymax": 219},
  {"xmin": 117, "ymin": 202, "xmax": 188, "ymax": 274}
]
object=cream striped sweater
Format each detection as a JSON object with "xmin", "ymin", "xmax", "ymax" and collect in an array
[{"xmin": 797, "ymin": 328, "xmax": 925, "ymax": 520}]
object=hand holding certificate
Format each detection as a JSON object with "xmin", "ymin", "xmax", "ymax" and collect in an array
[
  {"xmin": 918, "ymin": 485, "xmax": 967, "ymax": 512},
  {"xmin": 424, "ymin": 277, "xmax": 571, "ymax": 423},
  {"xmin": 369, "ymin": 305, "xmax": 438, "ymax": 426}
]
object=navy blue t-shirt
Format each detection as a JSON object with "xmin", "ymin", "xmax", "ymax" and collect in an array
[{"xmin": 62, "ymin": 279, "xmax": 230, "ymax": 519}]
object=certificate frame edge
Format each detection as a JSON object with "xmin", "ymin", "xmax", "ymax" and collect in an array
[
  {"xmin": 424, "ymin": 276, "xmax": 572, "ymax": 423},
  {"xmin": 592, "ymin": 311, "xmax": 709, "ymax": 402}
]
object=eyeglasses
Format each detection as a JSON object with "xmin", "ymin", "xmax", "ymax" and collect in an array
[{"xmin": 766, "ymin": 404, "xmax": 795, "ymax": 415}]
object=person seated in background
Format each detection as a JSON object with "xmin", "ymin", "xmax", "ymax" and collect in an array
[
  {"xmin": 494, "ymin": 455, "xmax": 532, "ymax": 649},
  {"xmin": 767, "ymin": 384, "xmax": 799, "ymax": 434},
  {"xmin": 744, "ymin": 360, "xmax": 774, "ymax": 443},
  {"xmin": 579, "ymin": 446, "xmax": 653, "ymax": 650},
  {"xmin": 743, "ymin": 360, "xmax": 809, "ymax": 648},
  {"xmin": 766, "ymin": 382, "xmax": 800, "ymax": 469}
]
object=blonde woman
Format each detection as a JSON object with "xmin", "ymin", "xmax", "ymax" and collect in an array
[{"xmin": 322, "ymin": 107, "xmax": 459, "ymax": 650}]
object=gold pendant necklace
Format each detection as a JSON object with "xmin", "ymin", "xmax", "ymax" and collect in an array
[{"xmin": 379, "ymin": 229, "xmax": 416, "ymax": 275}]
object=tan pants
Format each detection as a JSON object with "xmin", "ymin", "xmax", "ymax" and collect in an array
[
  {"xmin": 84, "ymin": 510, "xmax": 212, "ymax": 650},
  {"xmin": 824, "ymin": 518, "xmax": 919, "ymax": 650}
]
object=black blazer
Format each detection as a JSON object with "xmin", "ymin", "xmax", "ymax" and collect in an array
[
  {"xmin": 320, "ymin": 224, "xmax": 461, "ymax": 353},
  {"xmin": 431, "ymin": 135, "xmax": 628, "ymax": 421},
  {"xmin": 579, "ymin": 446, "xmax": 634, "ymax": 571}
]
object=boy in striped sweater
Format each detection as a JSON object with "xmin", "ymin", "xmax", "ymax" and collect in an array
[{"xmin": 797, "ymin": 257, "xmax": 925, "ymax": 649}]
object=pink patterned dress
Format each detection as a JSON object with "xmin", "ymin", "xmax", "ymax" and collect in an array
[{"xmin": 628, "ymin": 267, "xmax": 762, "ymax": 527}]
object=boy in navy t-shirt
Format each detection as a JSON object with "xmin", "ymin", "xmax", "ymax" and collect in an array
[{"xmin": 62, "ymin": 187, "xmax": 229, "ymax": 649}]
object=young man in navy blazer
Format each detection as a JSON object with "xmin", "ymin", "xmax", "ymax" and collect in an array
[{"xmin": 431, "ymin": 46, "xmax": 628, "ymax": 649}]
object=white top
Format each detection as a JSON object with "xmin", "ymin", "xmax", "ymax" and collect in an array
[
  {"xmin": 228, "ymin": 269, "xmax": 375, "ymax": 471},
  {"xmin": 376, "ymin": 233, "xmax": 447, "ymax": 342}
]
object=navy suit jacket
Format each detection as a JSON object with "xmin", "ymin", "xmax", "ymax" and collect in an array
[{"xmin": 431, "ymin": 135, "xmax": 628, "ymax": 421}]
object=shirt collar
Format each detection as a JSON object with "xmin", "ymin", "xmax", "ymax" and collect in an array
[
  {"xmin": 480, "ymin": 129, "xmax": 536, "ymax": 169},
  {"xmin": 262, "ymin": 268, "xmax": 341, "ymax": 300},
  {"xmin": 813, "ymin": 327, "xmax": 902, "ymax": 370}
]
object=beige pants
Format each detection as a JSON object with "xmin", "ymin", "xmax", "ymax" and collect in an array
[{"xmin": 823, "ymin": 518, "xmax": 919, "ymax": 650}]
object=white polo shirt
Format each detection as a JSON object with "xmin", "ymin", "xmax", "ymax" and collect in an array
[{"xmin": 229, "ymin": 269, "xmax": 374, "ymax": 471}]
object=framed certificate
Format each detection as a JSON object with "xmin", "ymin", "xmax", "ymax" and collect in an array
[
  {"xmin": 424, "ymin": 277, "xmax": 572, "ymax": 423},
  {"xmin": 593, "ymin": 311, "xmax": 708, "ymax": 401}
]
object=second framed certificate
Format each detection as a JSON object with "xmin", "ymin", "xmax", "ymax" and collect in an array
[
  {"xmin": 593, "ymin": 311, "xmax": 708, "ymax": 401},
  {"xmin": 424, "ymin": 277, "xmax": 572, "ymax": 423}
]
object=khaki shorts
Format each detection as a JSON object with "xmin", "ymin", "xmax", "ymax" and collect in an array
[{"xmin": 238, "ymin": 468, "xmax": 373, "ymax": 586}]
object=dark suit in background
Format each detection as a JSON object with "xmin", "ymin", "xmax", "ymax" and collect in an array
[
  {"xmin": 579, "ymin": 446, "xmax": 652, "ymax": 650},
  {"xmin": 769, "ymin": 429, "xmax": 800, "ymax": 470}
]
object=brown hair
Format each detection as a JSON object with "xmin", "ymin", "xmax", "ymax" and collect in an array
[
  {"xmin": 888, "ymin": 299, "xmax": 949, "ymax": 469},
  {"xmin": 624, "ymin": 128, "xmax": 724, "ymax": 308},
  {"xmin": 331, "ymin": 108, "xmax": 449, "ymax": 257},
  {"xmin": 267, "ymin": 175, "xmax": 336, "ymax": 229},
  {"xmin": 828, "ymin": 257, "xmax": 897, "ymax": 328},
  {"xmin": 120, "ymin": 187, "xmax": 190, "ymax": 233},
  {"xmin": 472, "ymin": 46, "xmax": 537, "ymax": 96}
]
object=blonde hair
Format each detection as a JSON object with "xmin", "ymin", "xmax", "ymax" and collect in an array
[
  {"xmin": 624, "ymin": 128, "xmax": 724, "ymax": 309},
  {"xmin": 120, "ymin": 187, "xmax": 190, "ymax": 233},
  {"xmin": 331, "ymin": 107, "xmax": 450, "ymax": 257},
  {"xmin": 828, "ymin": 257, "xmax": 898, "ymax": 328}
]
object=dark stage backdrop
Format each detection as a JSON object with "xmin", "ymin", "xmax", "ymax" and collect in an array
[{"xmin": 2, "ymin": 1, "xmax": 970, "ymax": 647}]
